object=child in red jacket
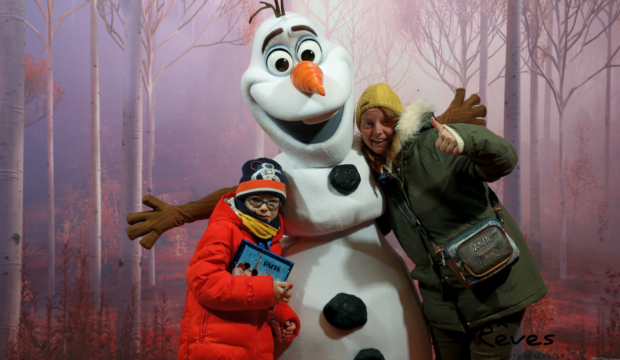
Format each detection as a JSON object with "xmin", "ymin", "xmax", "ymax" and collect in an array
[{"xmin": 178, "ymin": 158, "xmax": 300, "ymax": 360}]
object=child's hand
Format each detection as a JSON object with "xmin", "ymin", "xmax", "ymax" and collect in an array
[
  {"xmin": 273, "ymin": 281, "xmax": 293, "ymax": 305},
  {"xmin": 282, "ymin": 320, "xmax": 297, "ymax": 340}
]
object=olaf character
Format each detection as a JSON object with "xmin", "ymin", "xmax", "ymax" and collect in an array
[
  {"xmin": 241, "ymin": 5, "xmax": 431, "ymax": 360},
  {"xmin": 127, "ymin": 2, "xmax": 434, "ymax": 359}
]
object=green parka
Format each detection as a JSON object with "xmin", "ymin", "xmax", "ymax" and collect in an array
[{"xmin": 381, "ymin": 99, "xmax": 547, "ymax": 333}]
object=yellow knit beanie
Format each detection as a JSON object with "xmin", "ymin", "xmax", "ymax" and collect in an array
[{"xmin": 356, "ymin": 83, "xmax": 403, "ymax": 130}]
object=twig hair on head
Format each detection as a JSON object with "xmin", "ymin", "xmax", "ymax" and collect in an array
[{"xmin": 249, "ymin": 0, "xmax": 286, "ymax": 23}]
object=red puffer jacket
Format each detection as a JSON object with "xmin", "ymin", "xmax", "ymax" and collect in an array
[{"xmin": 178, "ymin": 193, "xmax": 300, "ymax": 360}]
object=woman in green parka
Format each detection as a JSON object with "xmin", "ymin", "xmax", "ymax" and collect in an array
[{"xmin": 356, "ymin": 83, "xmax": 547, "ymax": 360}]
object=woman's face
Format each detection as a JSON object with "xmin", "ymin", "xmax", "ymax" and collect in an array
[{"xmin": 360, "ymin": 108, "xmax": 395, "ymax": 155}]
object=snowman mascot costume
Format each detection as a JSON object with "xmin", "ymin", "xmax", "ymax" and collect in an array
[
  {"xmin": 239, "ymin": 8, "xmax": 431, "ymax": 360},
  {"xmin": 126, "ymin": 3, "xmax": 451, "ymax": 359}
]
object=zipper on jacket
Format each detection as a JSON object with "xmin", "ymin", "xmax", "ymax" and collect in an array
[
  {"xmin": 250, "ymin": 310, "xmax": 267, "ymax": 360},
  {"xmin": 199, "ymin": 309, "xmax": 207, "ymax": 343}
]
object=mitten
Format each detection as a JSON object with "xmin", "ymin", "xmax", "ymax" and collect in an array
[
  {"xmin": 436, "ymin": 88, "xmax": 487, "ymax": 127},
  {"xmin": 126, "ymin": 185, "xmax": 238, "ymax": 249}
]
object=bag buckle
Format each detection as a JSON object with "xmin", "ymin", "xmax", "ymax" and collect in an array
[
  {"xmin": 433, "ymin": 246, "xmax": 446, "ymax": 266},
  {"xmin": 493, "ymin": 205, "xmax": 504, "ymax": 224}
]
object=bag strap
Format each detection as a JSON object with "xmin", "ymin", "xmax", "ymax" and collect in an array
[
  {"xmin": 388, "ymin": 180, "xmax": 446, "ymax": 265},
  {"xmin": 389, "ymin": 180, "xmax": 504, "ymax": 266},
  {"xmin": 487, "ymin": 188, "xmax": 504, "ymax": 224}
]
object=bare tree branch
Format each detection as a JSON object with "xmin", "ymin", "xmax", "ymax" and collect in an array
[
  {"xmin": 398, "ymin": 0, "xmax": 506, "ymax": 90},
  {"xmin": 25, "ymin": 20, "xmax": 47, "ymax": 49},
  {"xmin": 53, "ymin": 0, "xmax": 89, "ymax": 37},
  {"xmin": 97, "ymin": 0, "xmax": 125, "ymax": 49}
]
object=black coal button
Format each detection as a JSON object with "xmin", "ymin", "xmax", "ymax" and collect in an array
[
  {"xmin": 329, "ymin": 164, "xmax": 361, "ymax": 195},
  {"xmin": 323, "ymin": 293, "xmax": 367, "ymax": 330},
  {"xmin": 354, "ymin": 348, "xmax": 384, "ymax": 360}
]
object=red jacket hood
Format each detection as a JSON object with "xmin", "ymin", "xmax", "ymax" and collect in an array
[{"xmin": 210, "ymin": 191, "xmax": 285, "ymax": 246}]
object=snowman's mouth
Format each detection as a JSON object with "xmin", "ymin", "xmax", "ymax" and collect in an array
[{"xmin": 268, "ymin": 105, "xmax": 344, "ymax": 145}]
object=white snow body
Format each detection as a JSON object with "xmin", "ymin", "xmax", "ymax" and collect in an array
[
  {"xmin": 272, "ymin": 138, "xmax": 432, "ymax": 360},
  {"xmin": 240, "ymin": 13, "xmax": 432, "ymax": 359}
]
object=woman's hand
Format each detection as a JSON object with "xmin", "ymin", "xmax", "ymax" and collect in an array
[
  {"xmin": 431, "ymin": 117, "xmax": 460, "ymax": 155},
  {"xmin": 282, "ymin": 320, "xmax": 297, "ymax": 340},
  {"xmin": 273, "ymin": 281, "xmax": 293, "ymax": 305}
]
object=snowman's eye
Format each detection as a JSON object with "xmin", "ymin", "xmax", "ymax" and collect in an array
[
  {"xmin": 266, "ymin": 49, "xmax": 293, "ymax": 76},
  {"xmin": 297, "ymin": 39, "xmax": 322, "ymax": 64}
]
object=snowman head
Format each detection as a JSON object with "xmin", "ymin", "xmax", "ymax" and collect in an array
[{"xmin": 241, "ymin": 10, "xmax": 354, "ymax": 167}]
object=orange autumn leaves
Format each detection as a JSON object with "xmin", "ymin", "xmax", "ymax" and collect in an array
[{"xmin": 24, "ymin": 54, "xmax": 67, "ymax": 128}]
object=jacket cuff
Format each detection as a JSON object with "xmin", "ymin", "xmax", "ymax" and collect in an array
[
  {"xmin": 274, "ymin": 303, "xmax": 301, "ymax": 341},
  {"xmin": 443, "ymin": 125, "xmax": 465, "ymax": 153},
  {"xmin": 249, "ymin": 276, "xmax": 276, "ymax": 308}
]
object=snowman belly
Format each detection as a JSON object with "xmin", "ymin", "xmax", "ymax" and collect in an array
[
  {"xmin": 275, "ymin": 138, "xmax": 385, "ymax": 238},
  {"xmin": 275, "ymin": 220, "xmax": 432, "ymax": 360}
]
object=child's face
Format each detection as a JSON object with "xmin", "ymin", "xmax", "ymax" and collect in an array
[{"xmin": 244, "ymin": 193, "xmax": 281, "ymax": 223}]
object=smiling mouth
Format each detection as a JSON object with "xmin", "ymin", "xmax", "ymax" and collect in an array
[
  {"xmin": 268, "ymin": 105, "xmax": 344, "ymax": 145},
  {"xmin": 302, "ymin": 109, "xmax": 339, "ymax": 124}
]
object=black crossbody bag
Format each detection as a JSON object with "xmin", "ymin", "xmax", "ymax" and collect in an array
[{"xmin": 390, "ymin": 183, "xmax": 519, "ymax": 289}]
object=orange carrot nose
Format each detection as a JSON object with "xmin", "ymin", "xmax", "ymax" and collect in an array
[{"xmin": 290, "ymin": 61, "xmax": 325, "ymax": 96}]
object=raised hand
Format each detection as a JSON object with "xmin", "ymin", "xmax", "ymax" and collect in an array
[
  {"xmin": 437, "ymin": 88, "xmax": 487, "ymax": 127},
  {"xmin": 431, "ymin": 117, "xmax": 461, "ymax": 155}
]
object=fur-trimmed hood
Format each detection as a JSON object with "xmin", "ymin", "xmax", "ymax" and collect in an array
[{"xmin": 390, "ymin": 98, "xmax": 435, "ymax": 159}]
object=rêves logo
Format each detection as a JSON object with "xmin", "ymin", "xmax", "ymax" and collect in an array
[{"xmin": 477, "ymin": 322, "xmax": 554, "ymax": 348}]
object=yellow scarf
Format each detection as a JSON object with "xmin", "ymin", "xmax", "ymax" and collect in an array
[{"xmin": 237, "ymin": 211, "xmax": 278, "ymax": 240}]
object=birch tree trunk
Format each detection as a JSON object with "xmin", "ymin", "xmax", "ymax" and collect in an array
[
  {"xmin": 46, "ymin": 5, "xmax": 56, "ymax": 299},
  {"xmin": 505, "ymin": 4, "xmax": 523, "ymax": 355},
  {"xmin": 0, "ymin": 0, "xmax": 25, "ymax": 354},
  {"xmin": 146, "ymin": 83, "xmax": 155, "ymax": 286},
  {"xmin": 542, "ymin": 12, "xmax": 552, "ymax": 226},
  {"xmin": 603, "ymin": 10, "xmax": 611, "ymax": 210},
  {"xmin": 459, "ymin": 0, "xmax": 468, "ymax": 87},
  {"xmin": 503, "ymin": 0, "xmax": 522, "ymax": 228},
  {"xmin": 146, "ymin": 85, "xmax": 155, "ymax": 286},
  {"xmin": 90, "ymin": 0, "xmax": 102, "ymax": 299},
  {"xmin": 542, "ymin": 11, "xmax": 552, "ymax": 170},
  {"xmin": 478, "ymin": 0, "xmax": 489, "ymax": 101},
  {"xmin": 530, "ymin": 0, "xmax": 618, "ymax": 279},
  {"xmin": 558, "ymin": 107, "xmax": 566, "ymax": 279},
  {"xmin": 145, "ymin": 87, "xmax": 154, "ymax": 196},
  {"xmin": 504, "ymin": 8, "xmax": 525, "ymax": 350},
  {"xmin": 144, "ymin": 24, "xmax": 156, "ymax": 287},
  {"xmin": 529, "ymin": 55, "xmax": 540, "ymax": 239},
  {"xmin": 25, "ymin": 0, "xmax": 87, "ymax": 300},
  {"xmin": 117, "ymin": 0, "xmax": 143, "ymax": 350}
]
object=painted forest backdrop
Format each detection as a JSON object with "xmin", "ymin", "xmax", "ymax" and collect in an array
[{"xmin": 0, "ymin": 0, "xmax": 619, "ymax": 358}]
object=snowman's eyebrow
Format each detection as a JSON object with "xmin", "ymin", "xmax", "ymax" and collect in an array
[
  {"xmin": 291, "ymin": 25, "xmax": 317, "ymax": 36},
  {"xmin": 262, "ymin": 28, "xmax": 284, "ymax": 53}
]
